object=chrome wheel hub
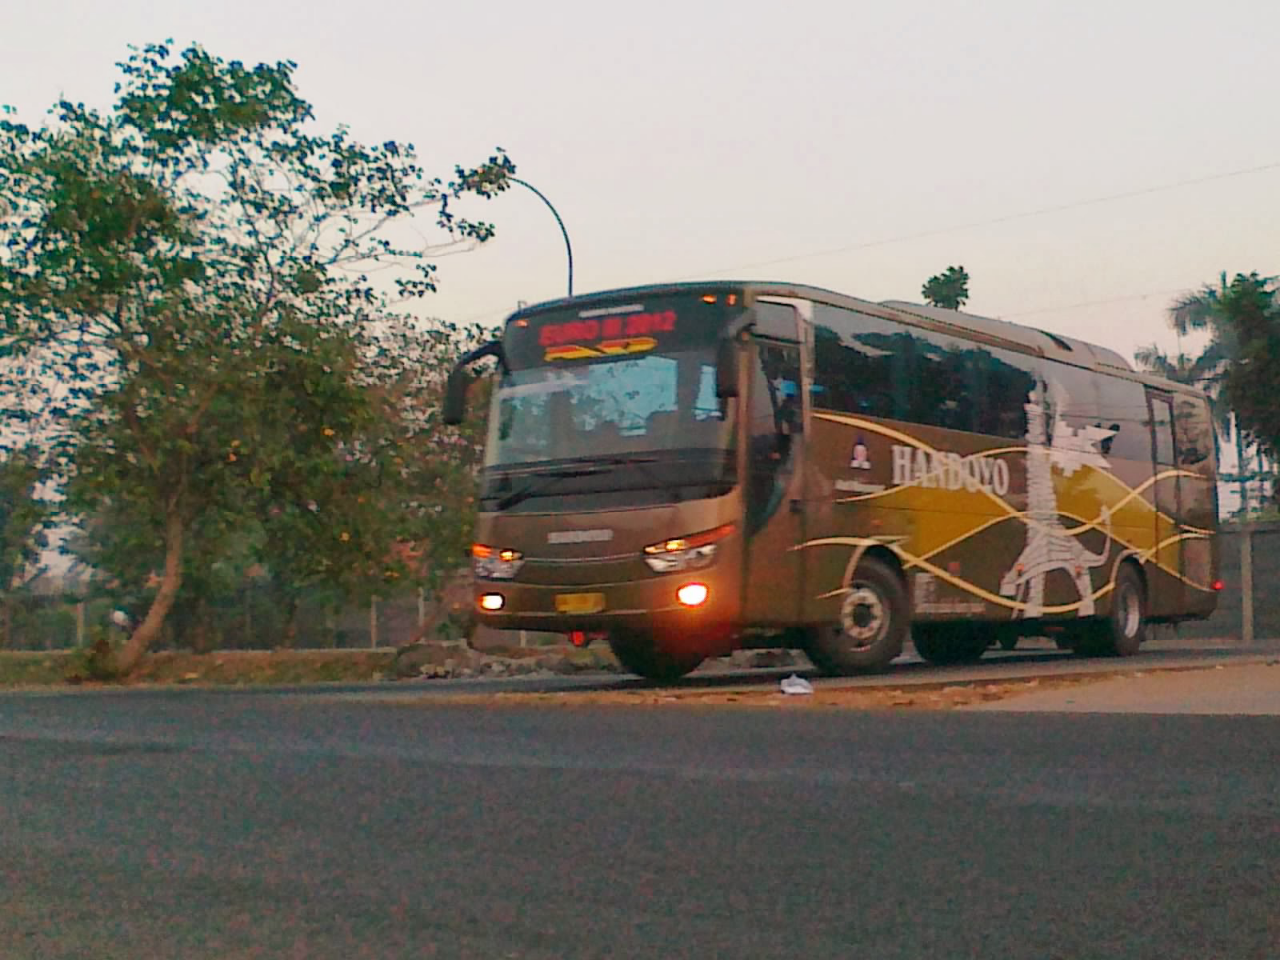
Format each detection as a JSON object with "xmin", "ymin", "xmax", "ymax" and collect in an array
[{"xmin": 841, "ymin": 585, "xmax": 885, "ymax": 648}]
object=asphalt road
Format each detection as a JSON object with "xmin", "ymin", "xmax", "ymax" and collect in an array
[{"xmin": 2, "ymin": 662, "xmax": 1278, "ymax": 958}]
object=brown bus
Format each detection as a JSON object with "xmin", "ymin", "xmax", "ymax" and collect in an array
[{"xmin": 444, "ymin": 282, "xmax": 1220, "ymax": 679}]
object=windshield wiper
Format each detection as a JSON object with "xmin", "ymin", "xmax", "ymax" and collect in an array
[
  {"xmin": 491, "ymin": 466, "xmax": 610, "ymax": 512},
  {"xmin": 585, "ymin": 455, "xmax": 685, "ymax": 503}
]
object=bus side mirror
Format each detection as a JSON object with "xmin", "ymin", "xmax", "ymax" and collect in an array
[
  {"xmin": 715, "ymin": 337, "xmax": 739, "ymax": 399},
  {"xmin": 443, "ymin": 339, "xmax": 507, "ymax": 425},
  {"xmin": 442, "ymin": 367, "xmax": 470, "ymax": 426}
]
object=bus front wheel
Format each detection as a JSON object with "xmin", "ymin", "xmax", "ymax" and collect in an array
[
  {"xmin": 805, "ymin": 557, "xmax": 908, "ymax": 675},
  {"xmin": 608, "ymin": 631, "xmax": 704, "ymax": 682}
]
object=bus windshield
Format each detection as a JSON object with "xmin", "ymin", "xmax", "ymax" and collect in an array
[
  {"xmin": 481, "ymin": 293, "xmax": 740, "ymax": 506},
  {"xmin": 486, "ymin": 348, "xmax": 731, "ymax": 465}
]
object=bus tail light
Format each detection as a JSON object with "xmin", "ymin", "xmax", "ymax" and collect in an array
[
  {"xmin": 676, "ymin": 583, "xmax": 710, "ymax": 607},
  {"xmin": 479, "ymin": 593, "xmax": 505, "ymax": 611},
  {"xmin": 1212, "ymin": 579, "xmax": 1225, "ymax": 591},
  {"xmin": 643, "ymin": 524, "xmax": 735, "ymax": 573}
]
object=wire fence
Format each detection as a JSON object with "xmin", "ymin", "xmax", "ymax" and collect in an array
[
  {"xmin": 6, "ymin": 523, "xmax": 1276, "ymax": 650},
  {"xmin": 0, "ymin": 582, "xmax": 464, "ymax": 651}
]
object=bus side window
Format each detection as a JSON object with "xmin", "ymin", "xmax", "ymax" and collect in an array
[
  {"xmin": 1094, "ymin": 376, "xmax": 1151, "ymax": 464},
  {"xmin": 1173, "ymin": 397, "xmax": 1212, "ymax": 467},
  {"xmin": 1149, "ymin": 394, "xmax": 1175, "ymax": 466},
  {"xmin": 980, "ymin": 348, "xmax": 1037, "ymax": 439}
]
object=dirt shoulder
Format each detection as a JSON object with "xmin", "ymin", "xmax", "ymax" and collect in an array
[
  {"xmin": 0, "ymin": 649, "xmax": 399, "ymax": 687},
  {"xmin": 413, "ymin": 672, "xmax": 1124, "ymax": 710}
]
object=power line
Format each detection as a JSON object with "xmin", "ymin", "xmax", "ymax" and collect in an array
[
  {"xmin": 662, "ymin": 159, "xmax": 1280, "ymax": 281},
  {"xmin": 1003, "ymin": 288, "xmax": 1193, "ymax": 319},
  {"xmin": 452, "ymin": 159, "xmax": 1280, "ymax": 326}
]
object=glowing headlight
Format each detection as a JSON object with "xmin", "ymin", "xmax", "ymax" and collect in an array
[
  {"xmin": 642, "ymin": 524, "xmax": 734, "ymax": 573},
  {"xmin": 676, "ymin": 583, "xmax": 710, "ymax": 607},
  {"xmin": 472, "ymin": 543, "xmax": 525, "ymax": 579}
]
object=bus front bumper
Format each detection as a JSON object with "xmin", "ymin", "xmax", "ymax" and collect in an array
[{"xmin": 472, "ymin": 571, "xmax": 739, "ymax": 655}]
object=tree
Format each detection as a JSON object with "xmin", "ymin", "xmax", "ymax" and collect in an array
[
  {"xmin": 0, "ymin": 449, "xmax": 48, "ymax": 645},
  {"xmin": 922, "ymin": 265, "xmax": 970, "ymax": 310},
  {"xmin": 0, "ymin": 42, "xmax": 514, "ymax": 673},
  {"xmin": 1139, "ymin": 271, "xmax": 1279, "ymax": 511},
  {"xmin": 1215, "ymin": 274, "xmax": 1279, "ymax": 501}
]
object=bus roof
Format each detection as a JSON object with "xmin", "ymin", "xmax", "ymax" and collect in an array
[{"xmin": 507, "ymin": 280, "xmax": 1209, "ymax": 400}]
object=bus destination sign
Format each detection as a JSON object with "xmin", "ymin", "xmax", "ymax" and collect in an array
[{"xmin": 538, "ymin": 309, "xmax": 677, "ymax": 362}]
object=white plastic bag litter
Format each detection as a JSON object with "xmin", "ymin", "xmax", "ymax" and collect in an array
[{"xmin": 780, "ymin": 674, "xmax": 814, "ymax": 695}]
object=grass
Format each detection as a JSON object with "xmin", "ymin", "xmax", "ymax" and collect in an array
[{"xmin": 0, "ymin": 648, "xmax": 397, "ymax": 687}]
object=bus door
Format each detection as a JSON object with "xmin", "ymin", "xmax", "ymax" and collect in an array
[
  {"xmin": 740, "ymin": 330, "xmax": 806, "ymax": 625},
  {"xmin": 1147, "ymin": 391, "xmax": 1183, "ymax": 615}
]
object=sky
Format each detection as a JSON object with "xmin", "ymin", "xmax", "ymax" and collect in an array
[{"xmin": 3, "ymin": 0, "xmax": 1278, "ymax": 509}]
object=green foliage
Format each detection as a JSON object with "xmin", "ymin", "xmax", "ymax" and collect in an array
[
  {"xmin": 0, "ymin": 449, "xmax": 48, "ymax": 595},
  {"xmin": 0, "ymin": 41, "xmax": 515, "ymax": 666},
  {"xmin": 1215, "ymin": 274, "xmax": 1279, "ymax": 477},
  {"xmin": 921, "ymin": 265, "xmax": 970, "ymax": 310},
  {"xmin": 1140, "ymin": 271, "xmax": 1279, "ymax": 508}
]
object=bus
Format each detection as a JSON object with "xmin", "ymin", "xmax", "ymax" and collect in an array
[{"xmin": 443, "ymin": 282, "xmax": 1220, "ymax": 679}]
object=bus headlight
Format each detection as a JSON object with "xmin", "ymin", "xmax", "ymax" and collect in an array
[
  {"xmin": 472, "ymin": 544, "xmax": 525, "ymax": 579},
  {"xmin": 643, "ymin": 524, "xmax": 734, "ymax": 573}
]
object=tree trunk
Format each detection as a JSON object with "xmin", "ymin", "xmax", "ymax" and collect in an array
[
  {"xmin": 281, "ymin": 596, "xmax": 299, "ymax": 649},
  {"xmin": 114, "ymin": 511, "xmax": 184, "ymax": 675}
]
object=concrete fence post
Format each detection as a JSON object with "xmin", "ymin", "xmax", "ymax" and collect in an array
[
  {"xmin": 370, "ymin": 596, "xmax": 379, "ymax": 649},
  {"xmin": 1240, "ymin": 523, "xmax": 1254, "ymax": 646}
]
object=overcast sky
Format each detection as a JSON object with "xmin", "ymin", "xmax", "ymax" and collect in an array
[{"xmin": 3, "ymin": 0, "xmax": 1278, "ymax": 367}]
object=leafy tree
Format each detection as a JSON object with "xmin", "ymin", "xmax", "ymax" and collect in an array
[
  {"xmin": 1214, "ymin": 274, "xmax": 1279, "ymax": 501},
  {"xmin": 0, "ymin": 449, "xmax": 48, "ymax": 645},
  {"xmin": 0, "ymin": 42, "xmax": 514, "ymax": 673},
  {"xmin": 921, "ymin": 265, "xmax": 970, "ymax": 310},
  {"xmin": 1139, "ymin": 272, "xmax": 1279, "ymax": 510}
]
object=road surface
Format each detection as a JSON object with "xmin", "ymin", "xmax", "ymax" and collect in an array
[{"xmin": 2, "ymin": 651, "xmax": 1278, "ymax": 958}]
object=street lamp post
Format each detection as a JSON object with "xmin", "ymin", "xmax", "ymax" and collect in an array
[{"xmin": 510, "ymin": 177, "xmax": 573, "ymax": 298}]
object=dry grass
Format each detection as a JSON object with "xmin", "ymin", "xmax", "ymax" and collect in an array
[{"xmin": 0, "ymin": 649, "xmax": 397, "ymax": 687}]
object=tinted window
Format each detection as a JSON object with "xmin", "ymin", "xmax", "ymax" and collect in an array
[
  {"xmin": 909, "ymin": 328, "xmax": 986, "ymax": 433},
  {"xmin": 1094, "ymin": 375, "xmax": 1151, "ymax": 463},
  {"xmin": 812, "ymin": 305, "xmax": 912, "ymax": 420},
  {"xmin": 1150, "ymin": 395, "xmax": 1175, "ymax": 466},
  {"xmin": 1173, "ymin": 395, "xmax": 1213, "ymax": 467},
  {"xmin": 753, "ymin": 301, "xmax": 799, "ymax": 340},
  {"xmin": 1041, "ymin": 364, "xmax": 1102, "ymax": 447},
  {"xmin": 980, "ymin": 348, "xmax": 1039, "ymax": 439},
  {"xmin": 812, "ymin": 303, "xmax": 1044, "ymax": 438}
]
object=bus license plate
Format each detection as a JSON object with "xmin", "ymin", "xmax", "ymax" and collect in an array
[{"xmin": 555, "ymin": 592, "xmax": 606, "ymax": 615}]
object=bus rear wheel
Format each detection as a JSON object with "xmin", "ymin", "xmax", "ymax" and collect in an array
[
  {"xmin": 608, "ymin": 631, "xmax": 704, "ymax": 682},
  {"xmin": 1077, "ymin": 564, "xmax": 1147, "ymax": 657},
  {"xmin": 805, "ymin": 557, "xmax": 908, "ymax": 675},
  {"xmin": 913, "ymin": 625, "xmax": 989, "ymax": 665}
]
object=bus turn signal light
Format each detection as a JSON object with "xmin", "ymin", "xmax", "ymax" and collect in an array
[
  {"xmin": 676, "ymin": 583, "xmax": 710, "ymax": 607},
  {"xmin": 473, "ymin": 544, "xmax": 525, "ymax": 579},
  {"xmin": 479, "ymin": 593, "xmax": 505, "ymax": 611}
]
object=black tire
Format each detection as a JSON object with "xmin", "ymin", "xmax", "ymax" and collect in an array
[
  {"xmin": 1077, "ymin": 564, "xmax": 1147, "ymax": 657},
  {"xmin": 805, "ymin": 557, "xmax": 908, "ymax": 675},
  {"xmin": 608, "ymin": 631, "xmax": 703, "ymax": 682},
  {"xmin": 913, "ymin": 625, "xmax": 989, "ymax": 665}
]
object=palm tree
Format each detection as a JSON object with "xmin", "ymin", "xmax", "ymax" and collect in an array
[{"xmin": 1140, "ymin": 272, "xmax": 1278, "ymax": 515}]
